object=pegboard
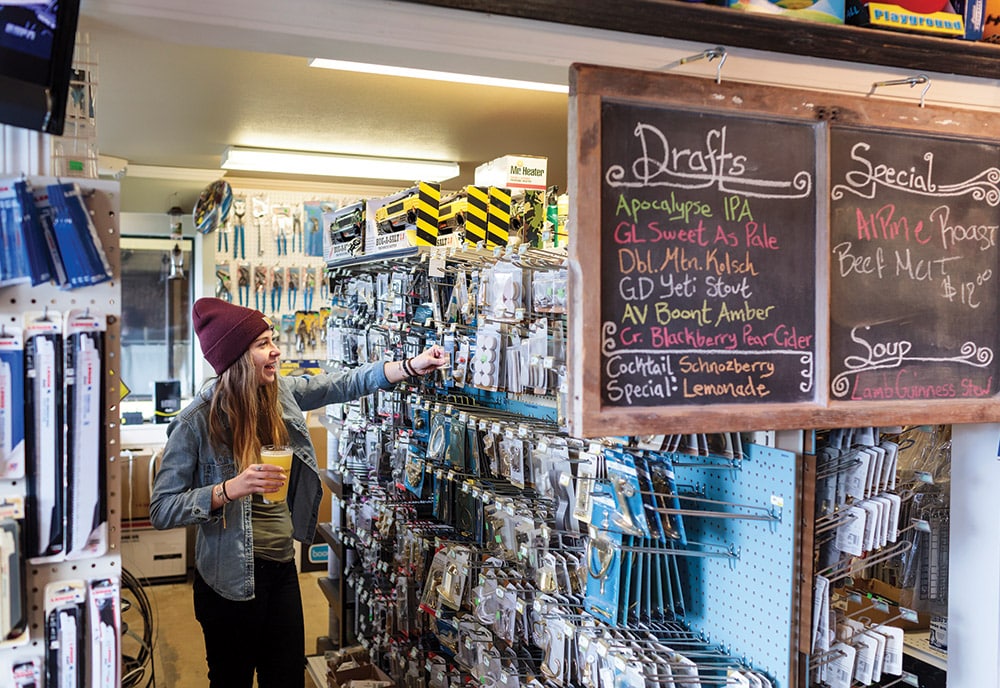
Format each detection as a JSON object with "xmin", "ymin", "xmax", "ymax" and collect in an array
[
  {"xmin": 679, "ymin": 442, "xmax": 799, "ymax": 687},
  {"xmin": 213, "ymin": 185, "xmax": 359, "ymax": 361},
  {"xmin": 0, "ymin": 177, "xmax": 122, "ymax": 680}
]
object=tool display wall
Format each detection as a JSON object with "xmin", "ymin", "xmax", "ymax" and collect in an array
[
  {"xmin": 681, "ymin": 442, "xmax": 797, "ymax": 680},
  {"xmin": 317, "ymin": 243, "xmax": 806, "ymax": 687},
  {"xmin": 211, "ymin": 186, "xmax": 361, "ymax": 363},
  {"xmin": 808, "ymin": 426, "xmax": 950, "ymax": 688},
  {"xmin": 0, "ymin": 177, "xmax": 122, "ymax": 687}
]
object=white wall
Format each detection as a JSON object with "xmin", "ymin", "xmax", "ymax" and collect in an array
[{"xmin": 950, "ymin": 423, "xmax": 1000, "ymax": 687}]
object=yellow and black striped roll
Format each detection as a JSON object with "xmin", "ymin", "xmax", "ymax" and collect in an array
[
  {"xmin": 487, "ymin": 186, "xmax": 511, "ymax": 249},
  {"xmin": 465, "ymin": 186, "xmax": 489, "ymax": 246},
  {"xmin": 413, "ymin": 181, "xmax": 440, "ymax": 246}
]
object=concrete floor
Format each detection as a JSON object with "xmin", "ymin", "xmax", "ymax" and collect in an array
[{"xmin": 123, "ymin": 570, "xmax": 329, "ymax": 687}]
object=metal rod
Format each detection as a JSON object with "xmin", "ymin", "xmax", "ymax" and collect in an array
[
  {"xmin": 868, "ymin": 73, "xmax": 931, "ymax": 107},
  {"xmin": 677, "ymin": 46, "xmax": 729, "ymax": 84}
]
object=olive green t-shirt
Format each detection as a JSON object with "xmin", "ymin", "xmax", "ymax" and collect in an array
[{"xmin": 251, "ymin": 495, "xmax": 294, "ymax": 562}]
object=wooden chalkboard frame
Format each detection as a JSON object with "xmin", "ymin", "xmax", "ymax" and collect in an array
[{"xmin": 569, "ymin": 63, "xmax": 1000, "ymax": 437}]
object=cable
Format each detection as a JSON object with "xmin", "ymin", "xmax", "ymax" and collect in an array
[{"xmin": 120, "ymin": 568, "xmax": 156, "ymax": 688}]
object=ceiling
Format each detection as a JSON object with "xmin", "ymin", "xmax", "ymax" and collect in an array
[
  {"xmin": 76, "ymin": 0, "xmax": 576, "ymax": 214},
  {"xmin": 75, "ymin": 0, "xmax": 1000, "ymax": 217}
]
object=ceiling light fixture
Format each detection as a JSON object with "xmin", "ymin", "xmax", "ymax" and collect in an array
[
  {"xmin": 220, "ymin": 146, "xmax": 460, "ymax": 182},
  {"xmin": 308, "ymin": 58, "xmax": 569, "ymax": 94}
]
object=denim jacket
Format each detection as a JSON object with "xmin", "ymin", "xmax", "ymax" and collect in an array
[{"xmin": 149, "ymin": 360, "xmax": 392, "ymax": 601}]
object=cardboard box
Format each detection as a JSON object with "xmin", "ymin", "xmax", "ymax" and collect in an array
[
  {"xmin": 486, "ymin": 185, "xmax": 512, "ymax": 249},
  {"xmin": 121, "ymin": 526, "xmax": 187, "ymax": 581},
  {"xmin": 325, "ymin": 645, "xmax": 369, "ymax": 671},
  {"xmin": 955, "ymin": 0, "xmax": 986, "ymax": 39},
  {"xmin": 982, "ymin": 0, "xmax": 1000, "ymax": 39},
  {"xmin": 474, "ymin": 154, "xmax": 547, "ymax": 192},
  {"xmin": 844, "ymin": 578, "xmax": 929, "ymax": 631},
  {"xmin": 437, "ymin": 186, "xmax": 491, "ymax": 248},
  {"xmin": 930, "ymin": 615, "xmax": 948, "ymax": 650},
  {"xmin": 727, "ymin": 0, "xmax": 846, "ymax": 23},
  {"xmin": 121, "ymin": 448, "xmax": 158, "ymax": 523},
  {"xmin": 323, "ymin": 201, "xmax": 365, "ymax": 264},
  {"xmin": 365, "ymin": 183, "xmax": 440, "ymax": 256},
  {"xmin": 333, "ymin": 665, "xmax": 393, "ymax": 687},
  {"xmin": 304, "ymin": 409, "xmax": 332, "ymax": 573},
  {"xmin": 326, "ymin": 648, "xmax": 394, "ymax": 687},
  {"xmin": 846, "ymin": 0, "xmax": 982, "ymax": 38}
]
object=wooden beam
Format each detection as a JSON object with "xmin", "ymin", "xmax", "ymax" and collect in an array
[{"xmin": 395, "ymin": 0, "xmax": 1000, "ymax": 80}]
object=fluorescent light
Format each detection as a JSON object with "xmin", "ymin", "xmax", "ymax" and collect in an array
[
  {"xmin": 309, "ymin": 58, "xmax": 568, "ymax": 94},
  {"xmin": 220, "ymin": 146, "xmax": 460, "ymax": 182}
]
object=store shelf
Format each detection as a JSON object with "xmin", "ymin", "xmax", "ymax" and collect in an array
[
  {"xmin": 399, "ymin": 0, "xmax": 1000, "ymax": 80},
  {"xmin": 318, "ymin": 576, "xmax": 342, "ymax": 615},
  {"xmin": 315, "ymin": 414, "xmax": 343, "ymax": 437},
  {"xmin": 318, "ymin": 522, "xmax": 340, "ymax": 549},
  {"xmin": 327, "ymin": 246, "xmax": 421, "ymax": 270},
  {"xmin": 904, "ymin": 631, "xmax": 948, "ymax": 671},
  {"xmin": 306, "ymin": 654, "xmax": 328, "ymax": 688},
  {"xmin": 321, "ymin": 469, "xmax": 347, "ymax": 498}
]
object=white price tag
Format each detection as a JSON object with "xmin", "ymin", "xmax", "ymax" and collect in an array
[
  {"xmin": 429, "ymin": 252, "xmax": 446, "ymax": 278},
  {"xmin": 596, "ymin": 639, "xmax": 609, "ymax": 657}
]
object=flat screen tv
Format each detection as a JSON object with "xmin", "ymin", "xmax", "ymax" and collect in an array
[{"xmin": 0, "ymin": 0, "xmax": 81, "ymax": 136}]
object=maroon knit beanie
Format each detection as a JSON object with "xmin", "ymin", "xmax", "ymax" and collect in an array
[{"xmin": 192, "ymin": 297, "xmax": 271, "ymax": 375}]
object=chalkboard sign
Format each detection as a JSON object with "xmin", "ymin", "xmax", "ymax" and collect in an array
[
  {"xmin": 570, "ymin": 64, "xmax": 1000, "ymax": 437},
  {"xmin": 599, "ymin": 102, "xmax": 819, "ymax": 409},
  {"xmin": 829, "ymin": 127, "xmax": 1000, "ymax": 402}
]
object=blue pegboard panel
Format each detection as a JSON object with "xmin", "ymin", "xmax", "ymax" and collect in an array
[{"xmin": 678, "ymin": 442, "xmax": 798, "ymax": 687}]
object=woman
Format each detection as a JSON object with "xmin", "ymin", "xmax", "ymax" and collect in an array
[{"xmin": 150, "ymin": 297, "xmax": 446, "ymax": 687}]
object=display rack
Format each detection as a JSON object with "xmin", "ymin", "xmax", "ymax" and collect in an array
[
  {"xmin": 315, "ymin": 241, "xmax": 805, "ymax": 686},
  {"xmin": 682, "ymin": 443, "xmax": 800, "ymax": 681},
  {"xmin": 0, "ymin": 177, "xmax": 122, "ymax": 683}
]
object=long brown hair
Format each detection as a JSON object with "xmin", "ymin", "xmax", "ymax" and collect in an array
[{"xmin": 207, "ymin": 349, "xmax": 289, "ymax": 472}]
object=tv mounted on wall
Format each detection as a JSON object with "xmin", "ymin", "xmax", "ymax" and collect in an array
[{"xmin": 0, "ymin": 0, "xmax": 81, "ymax": 136}]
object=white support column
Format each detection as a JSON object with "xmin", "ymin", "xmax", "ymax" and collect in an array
[
  {"xmin": 1, "ymin": 124, "xmax": 50, "ymax": 177},
  {"xmin": 949, "ymin": 423, "xmax": 1000, "ymax": 687}
]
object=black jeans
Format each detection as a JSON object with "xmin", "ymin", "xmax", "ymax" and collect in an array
[{"xmin": 192, "ymin": 559, "xmax": 305, "ymax": 688}]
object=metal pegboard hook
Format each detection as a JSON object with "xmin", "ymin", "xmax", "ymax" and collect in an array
[
  {"xmin": 677, "ymin": 46, "xmax": 728, "ymax": 84},
  {"xmin": 869, "ymin": 74, "xmax": 931, "ymax": 107},
  {"xmin": 819, "ymin": 537, "xmax": 912, "ymax": 583},
  {"xmin": 880, "ymin": 670, "xmax": 922, "ymax": 687},
  {"xmin": 808, "ymin": 647, "xmax": 848, "ymax": 670}
]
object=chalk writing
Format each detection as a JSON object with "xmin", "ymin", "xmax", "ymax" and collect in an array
[
  {"xmin": 600, "ymin": 103, "xmax": 818, "ymax": 407},
  {"xmin": 605, "ymin": 122, "xmax": 813, "ymax": 199},
  {"xmin": 829, "ymin": 127, "xmax": 1000, "ymax": 402},
  {"xmin": 830, "ymin": 326, "xmax": 993, "ymax": 398},
  {"xmin": 831, "ymin": 142, "xmax": 1000, "ymax": 204}
]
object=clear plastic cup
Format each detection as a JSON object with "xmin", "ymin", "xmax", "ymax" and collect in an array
[{"xmin": 259, "ymin": 445, "xmax": 292, "ymax": 503}]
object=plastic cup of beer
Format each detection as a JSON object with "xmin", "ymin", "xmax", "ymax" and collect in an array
[{"xmin": 259, "ymin": 445, "xmax": 293, "ymax": 503}]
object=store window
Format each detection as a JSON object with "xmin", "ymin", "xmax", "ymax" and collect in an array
[{"xmin": 120, "ymin": 236, "xmax": 195, "ymax": 400}]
